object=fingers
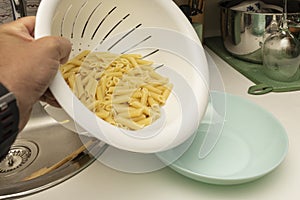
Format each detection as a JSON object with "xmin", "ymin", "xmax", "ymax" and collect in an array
[
  {"xmin": 16, "ymin": 16, "xmax": 36, "ymax": 36},
  {"xmin": 0, "ymin": 16, "xmax": 35, "ymax": 41},
  {"xmin": 40, "ymin": 89, "xmax": 61, "ymax": 108},
  {"xmin": 17, "ymin": 16, "xmax": 72, "ymax": 63},
  {"xmin": 5, "ymin": 16, "xmax": 36, "ymax": 40},
  {"xmin": 55, "ymin": 37, "xmax": 72, "ymax": 64}
]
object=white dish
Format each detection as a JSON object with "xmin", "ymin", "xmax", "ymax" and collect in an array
[
  {"xmin": 35, "ymin": 0, "xmax": 210, "ymax": 153},
  {"xmin": 157, "ymin": 91, "xmax": 289, "ymax": 185}
]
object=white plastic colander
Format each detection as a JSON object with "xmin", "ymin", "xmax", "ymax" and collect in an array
[{"xmin": 35, "ymin": 0, "xmax": 210, "ymax": 153}]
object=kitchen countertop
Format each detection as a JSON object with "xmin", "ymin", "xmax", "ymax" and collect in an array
[{"xmin": 23, "ymin": 47, "xmax": 300, "ymax": 200}]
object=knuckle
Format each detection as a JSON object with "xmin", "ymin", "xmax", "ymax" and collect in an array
[{"xmin": 41, "ymin": 36, "xmax": 71, "ymax": 58}]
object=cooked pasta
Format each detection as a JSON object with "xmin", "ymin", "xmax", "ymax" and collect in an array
[{"xmin": 60, "ymin": 51, "xmax": 173, "ymax": 130}]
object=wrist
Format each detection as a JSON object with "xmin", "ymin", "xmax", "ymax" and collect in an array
[
  {"xmin": 0, "ymin": 78, "xmax": 33, "ymax": 130},
  {"xmin": 0, "ymin": 82, "xmax": 20, "ymax": 161}
]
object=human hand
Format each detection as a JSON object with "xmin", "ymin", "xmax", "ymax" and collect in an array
[{"xmin": 0, "ymin": 16, "xmax": 72, "ymax": 131}]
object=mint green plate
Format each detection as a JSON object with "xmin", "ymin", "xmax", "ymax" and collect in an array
[{"xmin": 158, "ymin": 91, "xmax": 289, "ymax": 185}]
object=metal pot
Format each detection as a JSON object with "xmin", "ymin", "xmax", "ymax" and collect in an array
[{"xmin": 220, "ymin": 0, "xmax": 300, "ymax": 63}]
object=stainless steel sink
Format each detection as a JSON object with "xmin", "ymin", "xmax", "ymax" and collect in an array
[{"xmin": 0, "ymin": 103, "xmax": 107, "ymax": 199}]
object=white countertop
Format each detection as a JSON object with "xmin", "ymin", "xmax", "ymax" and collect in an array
[{"xmin": 24, "ymin": 47, "xmax": 300, "ymax": 200}]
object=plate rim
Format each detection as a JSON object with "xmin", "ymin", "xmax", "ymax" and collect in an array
[{"xmin": 159, "ymin": 91, "xmax": 289, "ymax": 185}]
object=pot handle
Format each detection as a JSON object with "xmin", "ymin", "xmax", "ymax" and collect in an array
[{"xmin": 248, "ymin": 83, "xmax": 273, "ymax": 95}]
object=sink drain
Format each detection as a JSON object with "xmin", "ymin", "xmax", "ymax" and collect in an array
[
  {"xmin": 0, "ymin": 140, "xmax": 38, "ymax": 176},
  {"xmin": 0, "ymin": 147, "xmax": 31, "ymax": 173}
]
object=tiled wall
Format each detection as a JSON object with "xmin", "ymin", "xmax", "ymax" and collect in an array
[
  {"xmin": 0, "ymin": 0, "xmax": 41, "ymax": 24},
  {"xmin": 26, "ymin": 0, "xmax": 41, "ymax": 16},
  {"xmin": 0, "ymin": 0, "xmax": 14, "ymax": 24}
]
